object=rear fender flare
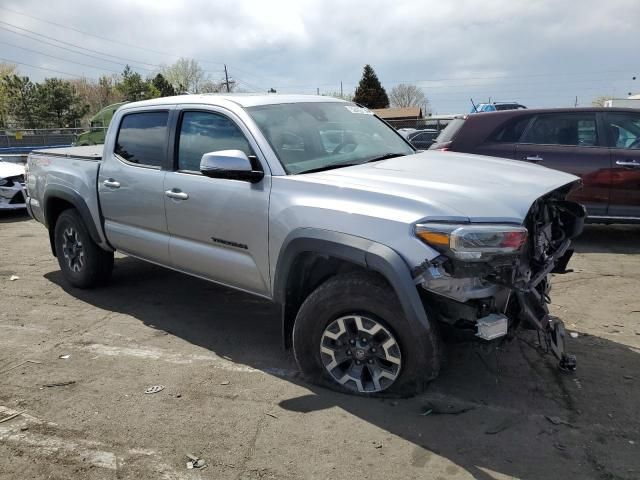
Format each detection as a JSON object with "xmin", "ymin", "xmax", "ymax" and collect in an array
[{"xmin": 43, "ymin": 186, "xmax": 102, "ymax": 255}]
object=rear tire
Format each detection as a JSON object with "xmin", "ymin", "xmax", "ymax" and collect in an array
[
  {"xmin": 54, "ymin": 209, "xmax": 113, "ymax": 289},
  {"xmin": 292, "ymin": 272, "xmax": 441, "ymax": 396}
]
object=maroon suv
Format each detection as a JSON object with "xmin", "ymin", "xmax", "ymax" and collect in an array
[{"xmin": 430, "ymin": 108, "xmax": 640, "ymax": 222}]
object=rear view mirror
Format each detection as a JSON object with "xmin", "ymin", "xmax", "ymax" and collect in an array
[{"xmin": 200, "ymin": 150, "xmax": 264, "ymax": 183}]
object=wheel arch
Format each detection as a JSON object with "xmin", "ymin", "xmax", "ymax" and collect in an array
[
  {"xmin": 43, "ymin": 186, "xmax": 102, "ymax": 256},
  {"xmin": 273, "ymin": 229, "xmax": 436, "ymax": 355}
]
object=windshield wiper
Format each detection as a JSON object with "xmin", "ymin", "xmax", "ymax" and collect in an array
[{"xmin": 297, "ymin": 152, "xmax": 407, "ymax": 175}]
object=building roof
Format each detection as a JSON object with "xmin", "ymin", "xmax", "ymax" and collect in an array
[{"xmin": 372, "ymin": 107, "xmax": 423, "ymax": 119}]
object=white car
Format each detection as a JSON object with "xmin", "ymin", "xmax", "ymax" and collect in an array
[{"xmin": 0, "ymin": 160, "xmax": 26, "ymax": 210}]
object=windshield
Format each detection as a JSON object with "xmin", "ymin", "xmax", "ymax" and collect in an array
[{"xmin": 247, "ymin": 102, "xmax": 414, "ymax": 174}]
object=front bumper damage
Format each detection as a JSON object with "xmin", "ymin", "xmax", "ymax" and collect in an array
[{"xmin": 414, "ymin": 186, "xmax": 586, "ymax": 372}]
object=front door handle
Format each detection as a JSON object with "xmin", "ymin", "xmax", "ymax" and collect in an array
[
  {"xmin": 616, "ymin": 159, "xmax": 640, "ymax": 168},
  {"xmin": 165, "ymin": 189, "xmax": 189, "ymax": 200},
  {"xmin": 103, "ymin": 179, "xmax": 120, "ymax": 188},
  {"xmin": 524, "ymin": 155, "xmax": 544, "ymax": 163}
]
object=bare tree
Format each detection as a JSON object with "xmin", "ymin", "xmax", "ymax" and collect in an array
[
  {"xmin": 389, "ymin": 83, "xmax": 428, "ymax": 110},
  {"xmin": 161, "ymin": 58, "xmax": 208, "ymax": 93}
]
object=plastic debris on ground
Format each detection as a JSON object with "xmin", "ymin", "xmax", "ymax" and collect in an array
[{"xmin": 144, "ymin": 385, "xmax": 165, "ymax": 394}]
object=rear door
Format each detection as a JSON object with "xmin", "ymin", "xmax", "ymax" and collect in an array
[
  {"xmin": 163, "ymin": 107, "xmax": 271, "ymax": 296},
  {"xmin": 515, "ymin": 112, "xmax": 610, "ymax": 216},
  {"xmin": 603, "ymin": 111, "xmax": 640, "ymax": 218},
  {"xmin": 98, "ymin": 108, "xmax": 172, "ymax": 264}
]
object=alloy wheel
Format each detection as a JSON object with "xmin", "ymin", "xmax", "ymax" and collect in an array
[
  {"xmin": 320, "ymin": 314, "xmax": 401, "ymax": 393},
  {"xmin": 62, "ymin": 227, "xmax": 84, "ymax": 273}
]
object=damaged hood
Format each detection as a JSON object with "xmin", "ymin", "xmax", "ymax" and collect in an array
[
  {"xmin": 304, "ymin": 151, "xmax": 579, "ymax": 223},
  {"xmin": 0, "ymin": 161, "xmax": 25, "ymax": 179}
]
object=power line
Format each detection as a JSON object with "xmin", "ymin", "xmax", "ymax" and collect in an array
[
  {"xmin": 0, "ymin": 26, "xmax": 149, "ymax": 72},
  {"xmin": 0, "ymin": 55, "xmax": 94, "ymax": 79},
  {"xmin": 0, "ymin": 6, "xmax": 273, "ymax": 84},
  {"xmin": 0, "ymin": 6, "xmax": 199, "ymax": 62},
  {"xmin": 0, "ymin": 39, "xmax": 122, "ymax": 74},
  {"xmin": 0, "ymin": 20, "xmax": 160, "ymax": 69}
]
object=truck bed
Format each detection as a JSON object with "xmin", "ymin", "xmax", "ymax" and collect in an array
[{"xmin": 33, "ymin": 145, "xmax": 103, "ymax": 160}]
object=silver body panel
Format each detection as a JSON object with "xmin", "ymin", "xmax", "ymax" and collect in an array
[{"xmin": 26, "ymin": 94, "xmax": 579, "ymax": 300}]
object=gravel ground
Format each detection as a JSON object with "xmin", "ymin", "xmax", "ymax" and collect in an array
[{"xmin": 1, "ymin": 210, "xmax": 639, "ymax": 480}]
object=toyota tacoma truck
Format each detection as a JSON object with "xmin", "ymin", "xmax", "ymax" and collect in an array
[{"xmin": 24, "ymin": 95, "xmax": 585, "ymax": 396}]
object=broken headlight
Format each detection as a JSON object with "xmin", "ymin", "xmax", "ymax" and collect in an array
[{"xmin": 414, "ymin": 223, "xmax": 527, "ymax": 261}]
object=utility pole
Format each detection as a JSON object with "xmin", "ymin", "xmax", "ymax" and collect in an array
[
  {"xmin": 224, "ymin": 64, "xmax": 230, "ymax": 93},
  {"xmin": 340, "ymin": 81, "xmax": 343, "ymax": 98}
]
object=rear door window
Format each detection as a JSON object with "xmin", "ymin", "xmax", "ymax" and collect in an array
[
  {"xmin": 521, "ymin": 113, "xmax": 598, "ymax": 147},
  {"xmin": 115, "ymin": 111, "xmax": 169, "ymax": 167}
]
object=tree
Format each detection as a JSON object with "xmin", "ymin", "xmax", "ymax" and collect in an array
[
  {"xmin": 117, "ymin": 65, "xmax": 158, "ymax": 102},
  {"xmin": 2, "ymin": 75, "xmax": 39, "ymax": 128},
  {"xmin": 36, "ymin": 78, "xmax": 89, "ymax": 128},
  {"xmin": 353, "ymin": 65, "xmax": 389, "ymax": 109},
  {"xmin": 592, "ymin": 95, "xmax": 612, "ymax": 107},
  {"xmin": 152, "ymin": 73, "xmax": 176, "ymax": 97},
  {"xmin": 0, "ymin": 62, "xmax": 17, "ymax": 127},
  {"xmin": 389, "ymin": 83, "xmax": 428, "ymax": 110},
  {"xmin": 161, "ymin": 58, "xmax": 207, "ymax": 93},
  {"xmin": 69, "ymin": 76, "xmax": 124, "ymax": 125}
]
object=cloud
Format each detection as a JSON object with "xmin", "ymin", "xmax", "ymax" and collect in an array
[{"xmin": 1, "ymin": 0, "xmax": 638, "ymax": 112}]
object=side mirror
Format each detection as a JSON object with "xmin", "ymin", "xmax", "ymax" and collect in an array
[{"xmin": 199, "ymin": 150, "xmax": 264, "ymax": 183}]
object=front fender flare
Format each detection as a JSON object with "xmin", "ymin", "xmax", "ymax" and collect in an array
[{"xmin": 273, "ymin": 228, "xmax": 436, "ymax": 351}]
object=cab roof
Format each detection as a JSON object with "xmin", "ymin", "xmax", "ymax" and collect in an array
[{"xmin": 122, "ymin": 94, "xmax": 349, "ymax": 110}]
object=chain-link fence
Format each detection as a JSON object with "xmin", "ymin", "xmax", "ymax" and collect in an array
[{"xmin": 0, "ymin": 127, "xmax": 99, "ymax": 154}]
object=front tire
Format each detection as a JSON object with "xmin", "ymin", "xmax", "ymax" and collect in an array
[
  {"xmin": 292, "ymin": 272, "xmax": 441, "ymax": 396},
  {"xmin": 54, "ymin": 209, "xmax": 113, "ymax": 288}
]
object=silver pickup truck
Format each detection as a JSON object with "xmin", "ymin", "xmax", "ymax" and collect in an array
[{"xmin": 25, "ymin": 94, "xmax": 585, "ymax": 396}]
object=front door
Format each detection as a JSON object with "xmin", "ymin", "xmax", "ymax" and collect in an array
[
  {"xmin": 515, "ymin": 112, "xmax": 611, "ymax": 216},
  {"xmin": 603, "ymin": 111, "xmax": 640, "ymax": 218},
  {"xmin": 163, "ymin": 108, "xmax": 271, "ymax": 296},
  {"xmin": 98, "ymin": 109, "xmax": 171, "ymax": 264}
]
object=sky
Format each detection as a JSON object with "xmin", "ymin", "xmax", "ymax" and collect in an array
[{"xmin": 1, "ymin": 0, "xmax": 639, "ymax": 114}]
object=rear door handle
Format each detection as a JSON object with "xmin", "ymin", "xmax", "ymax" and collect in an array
[
  {"xmin": 165, "ymin": 189, "xmax": 189, "ymax": 200},
  {"xmin": 103, "ymin": 179, "xmax": 120, "ymax": 188},
  {"xmin": 616, "ymin": 159, "xmax": 640, "ymax": 168},
  {"xmin": 524, "ymin": 155, "xmax": 544, "ymax": 163}
]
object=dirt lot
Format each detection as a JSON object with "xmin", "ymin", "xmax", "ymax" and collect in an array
[{"xmin": 1, "ymin": 211, "xmax": 639, "ymax": 480}]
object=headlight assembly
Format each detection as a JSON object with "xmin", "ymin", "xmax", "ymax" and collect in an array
[{"xmin": 415, "ymin": 223, "xmax": 527, "ymax": 261}]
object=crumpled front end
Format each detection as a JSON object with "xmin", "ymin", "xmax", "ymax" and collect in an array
[{"xmin": 413, "ymin": 182, "xmax": 586, "ymax": 371}]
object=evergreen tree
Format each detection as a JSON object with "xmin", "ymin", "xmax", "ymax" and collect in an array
[
  {"xmin": 152, "ymin": 73, "xmax": 176, "ymax": 97},
  {"xmin": 353, "ymin": 65, "xmax": 389, "ymax": 109},
  {"xmin": 36, "ymin": 78, "xmax": 89, "ymax": 127},
  {"xmin": 117, "ymin": 65, "xmax": 158, "ymax": 102},
  {"xmin": 2, "ymin": 75, "xmax": 39, "ymax": 128}
]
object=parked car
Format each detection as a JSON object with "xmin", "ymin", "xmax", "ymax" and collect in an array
[
  {"xmin": 406, "ymin": 129, "xmax": 440, "ymax": 149},
  {"xmin": 75, "ymin": 102, "xmax": 127, "ymax": 146},
  {"xmin": 470, "ymin": 102, "xmax": 527, "ymax": 113},
  {"xmin": 431, "ymin": 107, "xmax": 640, "ymax": 222},
  {"xmin": 0, "ymin": 160, "xmax": 26, "ymax": 210},
  {"xmin": 26, "ymin": 95, "xmax": 584, "ymax": 396}
]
